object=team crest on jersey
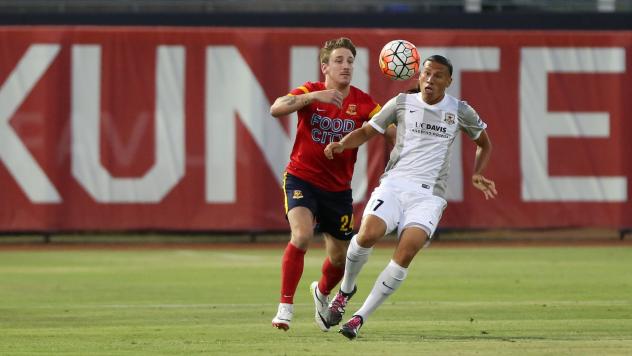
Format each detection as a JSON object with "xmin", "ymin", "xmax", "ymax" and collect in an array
[
  {"xmin": 444, "ymin": 112, "xmax": 456, "ymax": 125},
  {"xmin": 292, "ymin": 190, "xmax": 303, "ymax": 199},
  {"xmin": 346, "ymin": 104, "xmax": 357, "ymax": 116}
]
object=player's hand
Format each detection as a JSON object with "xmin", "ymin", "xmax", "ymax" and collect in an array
[
  {"xmin": 472, "ymin": 174, "xmax": 497, "ymax": 200},
  {"xmin": 324, "ymin": 142, "xmax": 345, "ymax": 159},
  {"xmin": 313, "ymin": 89, "xmax": 344, "ymax": 108}
]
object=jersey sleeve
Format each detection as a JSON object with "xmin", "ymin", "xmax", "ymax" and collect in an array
[
  {"xmin": 368, "ymin": 95, "xmax": 398, "ymax": 134},
  {"xmin": 458, "ymin": 101, "xmax": 487, "ymax": 140},
  {"xmin": 362, "ymin": 91, "xmax": 381, "ymax": 120},
  {"xmin": 288, "ymin": 82, "xmax": 313, "ymax": 96},
  {"xmin": 368, "ymin": 103, "xmax": 381, "ymax": 119}
]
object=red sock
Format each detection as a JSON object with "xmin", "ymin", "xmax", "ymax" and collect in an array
[
  {"xmin": 318, "ymin": 258, "xmax": 344, "ymax": 296},
  {"xmin": 279, "ymin": 243, "xmax": 306, "ymax": 304}
]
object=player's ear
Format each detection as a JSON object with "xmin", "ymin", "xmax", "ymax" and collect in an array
[{"xmin": 320, "ymin": 62, "xmax": 328, "ymax": 75}]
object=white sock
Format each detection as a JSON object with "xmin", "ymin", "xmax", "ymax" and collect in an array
[
  {"xmin": 355, "ymin": 260, "xmax": 408, "ymax": 321},
  {"xmin": 340, "ymin": 235, "xmax": 373, "ymax": 294}
]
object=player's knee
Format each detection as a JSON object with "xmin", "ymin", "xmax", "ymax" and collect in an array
[
  {"xmin": 357, "ymin": 227, "xmax": 385, "ymax": 248},
  {"xmin": 392, "ymin": 247, "xmax": 419, "ymax": 267},
  {"xmin": 290, "ymin": 229, "xmax": 313, "ymax": 249},
  {"xmin": 356, "ymin": 231, "xmax": 381, "ymax": 248},
  {"xmin": 328, "ymin": 254, "xmax": 346, "ymax": 267}
]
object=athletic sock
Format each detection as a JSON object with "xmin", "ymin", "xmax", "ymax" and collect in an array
[
  {"xmin": 340, "ymin": 235, "xmax": 373, "ymax": 294},
  {"xmin": 279, "ymin": 242, "xmax": 306, "ymax": 304},
  {"xmin": 318, "ymin": 257, "xmax": 344, "ymax": 296},
  {"xmin": 355, "ymin": 260, "xmax": 408, "ymax": 321}
]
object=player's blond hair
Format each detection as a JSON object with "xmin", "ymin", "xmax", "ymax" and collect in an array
[{"xmin": 320, "ymin": 37, "xmax": 357, "ymax": 64}]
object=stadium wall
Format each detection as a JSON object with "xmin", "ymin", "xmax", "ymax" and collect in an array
[{"xmin": 0, "ymin": 26, "xmax": 631, "ymax": 232}]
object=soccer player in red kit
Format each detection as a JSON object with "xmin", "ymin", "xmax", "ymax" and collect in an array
[{"xmin": 269, "ymin": 37, "xmax": 382, "ymax": 332}]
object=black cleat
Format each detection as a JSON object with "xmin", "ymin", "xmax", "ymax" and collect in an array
[
  {"xmin": 327, "ymin": 285, "xmax": 357, "ymax": 326},
  {"xmin": 339, "ymin": 315, "xmax": 363, "ymax": 340}
]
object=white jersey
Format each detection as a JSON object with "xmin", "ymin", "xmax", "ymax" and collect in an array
[{"xmin": 369, "ymin": 92, "xmax": 486, "ymax": 199}]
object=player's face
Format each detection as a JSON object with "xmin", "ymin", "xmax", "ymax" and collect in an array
[
  {"xmin": 322, "ymin": 48, "xmax": 354, "ymax": 87},
  {"xmin": 419, "ymin": 60, "xmax": 452, "ymax": 105}
]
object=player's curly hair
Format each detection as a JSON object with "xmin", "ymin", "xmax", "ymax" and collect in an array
[{"xmin": 320, "ymin": 37, "xmax": 357, "ymax": 64}]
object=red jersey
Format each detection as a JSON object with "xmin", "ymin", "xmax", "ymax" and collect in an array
[{"xmin": 285, "ymin": 81, "xmax": 381, "ymax": 192}]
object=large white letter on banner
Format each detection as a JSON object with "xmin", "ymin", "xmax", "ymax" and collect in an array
[
  {"xmin": 520, "ymin": 47, "xmax": 627, "ymax": 201},
  {"xmin": 0, "ymin": 44, "xmax": 61, "ymax": 203},
  {"xmin": 206, "ymin": 46, "xmax": 292, "ymax": 203},
  {"xmin": 71, "ymin": 45, "xmax": 185, "ymax": 203},
  {"xmin": 418, "ymin": 47, "xmax": 500, "ymax": 201}
]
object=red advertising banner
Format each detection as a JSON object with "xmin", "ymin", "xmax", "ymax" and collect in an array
[{"xmin": 0, "ymin": 26, "xmax": 631, "ymax": 232}]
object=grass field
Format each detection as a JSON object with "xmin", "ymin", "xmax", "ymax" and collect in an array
[{"xmin": 0, "ymin": 243, "xmax": 631, "ymax": 355}]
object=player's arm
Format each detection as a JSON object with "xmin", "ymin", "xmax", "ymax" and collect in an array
[
  {"xmin": 471, "ymin": 130, "xmax": 497, "ymax": 200},
  {"xmin": 324, "ymin": 124, "xmax": 380, "ymax": 159},
  {"xmin": 270, "ymin": 94, "xmax": 312, "ymax": 117},
  {"xmin": 270, "ymin": 89, "xmax": 343, "ymax": 117}
]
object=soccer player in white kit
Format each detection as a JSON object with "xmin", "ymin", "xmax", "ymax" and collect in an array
[{"xmin": 323, "ymin": 55, "xmax": 498, "ymax": 339}]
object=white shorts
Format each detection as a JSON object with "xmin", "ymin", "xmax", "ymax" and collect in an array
[{"xmin": 362, "ymin": 178, "xmax": 447, "ymax": 238}]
